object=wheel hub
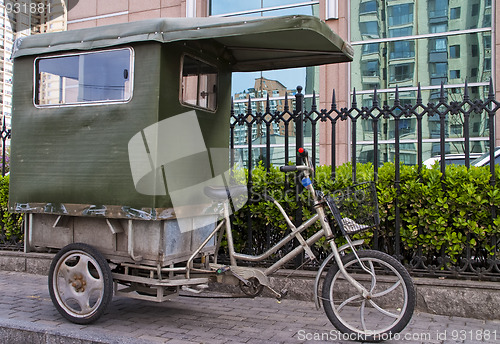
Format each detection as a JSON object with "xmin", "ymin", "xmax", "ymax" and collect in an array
[{"xmin": 69, "ymin": 273, "xmax": 87, "ymax": 292}]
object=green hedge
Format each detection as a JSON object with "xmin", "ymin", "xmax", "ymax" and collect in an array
[
  {"xmin": 230, "ymin": 162, "xmax": 500, "ymax": 265},
  {"xmin": 1, "ymin": 163, "xmax": 499, "ymax": 266},
  {"xmin": 0, "ymin": 175, "xmax": 23, "ymax": 243}
]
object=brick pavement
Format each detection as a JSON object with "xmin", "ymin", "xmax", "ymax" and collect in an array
[{"xmin": 0, "ymin": 270, "xmax": 499, "ymax": 344}]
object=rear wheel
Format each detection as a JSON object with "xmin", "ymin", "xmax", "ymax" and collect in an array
[
  {"xmin": 322, "ymin": 250, "xmax": 415, "ymax": 342},
  {"xmin": 48, "ymin": 243, "xmax": 113, "ymax": 324}
]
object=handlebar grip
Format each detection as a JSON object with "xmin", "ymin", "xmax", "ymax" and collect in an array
[
  {"xmin": 280, "ymin": 165, "xmax": 297, "ymax": 172},
  {"xmin": 298, "ymin": 147, "xmax": 308, "ymax": 158}
]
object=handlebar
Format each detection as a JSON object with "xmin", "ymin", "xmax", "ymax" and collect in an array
[
  {"xmin": 279, "ymin": 148, "xmax": 313, "ymax": 174},
  {"xmin": 279, "ymin": 165, "xmax": 297, "ymax": 172}
]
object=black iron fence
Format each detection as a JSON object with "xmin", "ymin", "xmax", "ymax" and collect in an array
[
  {"xmin": 1, "ymin": 82, "xmax": 499, "ymax": 280},
  {"xmin": 0, "ymin": 116, "xmax": 19, "ymax": 250},
  {"xmin": 229, "ymin": 80, "xmax": 500, "ymax": 281}
]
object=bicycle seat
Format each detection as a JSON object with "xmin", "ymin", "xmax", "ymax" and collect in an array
[{"xmin": 204, "ymin": 185, "xmax": 247, "ymax": 201}]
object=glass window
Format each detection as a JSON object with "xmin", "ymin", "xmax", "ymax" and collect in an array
[
  {"xmin": 360, "ymin": 21, "xmax": 379, "ymax": 38},
  {"xmin": 35, "ymin": 48, "xmax": 132, "ymax": 106},
  {"xmin": 210, "ymin": 0, "xmax": 318, "ymax": 17},
  {"xmin": 352, "ymin": 32, "xmax": 492, "ymax": 92},
  {"xmin": 389, "ymin": 41, "xmax": 415, "ymax": 59},
  {"xmin": 389, "ymin": 26, "xmax": 412, "ymax": 38},
  {"xmin": 429, "ymin": 0, "xmax": 448, "ymax": 18},
  {"xmin": 471, "ymin": 45, "xmax": 478, "ymax": 57},
  {"xmin": 431, "ymin": 63, "xmax": 447, "ymax": 77},
  {"xmin": 210, "ymin": 0, "xmax": 261, "ymax": 15},
  {"xmin": 360, "ymin": 1, "xmax": 377, "ymax": 14},
  {"xmin": 362, "ymin": 43, "xmax": 379, "ymax": 55},
  {"xmin": 484, "ymin": 58, "xmax": 491, "ymax": 71},
  {"xmin": 362, "ymin": 60, "xmax": 379, "ymax": 77},
  {"xmin": 471, "ymin": 4, "xmax": 479, "ymax": 16},
  {"xmin": 450, "ymin": 7, "xmax": 461, "ymax": 19},
  {"xmin": 484, "ymin": 14, "xmax": 491, "ymax": 27},
  {"xmin": 484, "ymin": 35, "xmax": 491, "ymax": 49},
  {"xmin": 181, "ymin": 55, "xmax": 218, "ymax": 111},
  {"xmin": 430, "ymin": 23, "xmax": 447, "ymax": 33},
  {"xmin": 388, "ymin": 4, "xmax": 413, "ymax": 26},
  {"xmin": 390, "ymin": 63, "xmax": 414, "ymax": 82},
  {"xmin": 430, "ymin": 37, "xmax": 447, "ymax": 52},
  {"xmin": 450, "ymin": 70, "xmax": 460, "ymax": 79},
  {"xmin": 449, "ymin": 45, "xmax": 460, "ymax": 58}
]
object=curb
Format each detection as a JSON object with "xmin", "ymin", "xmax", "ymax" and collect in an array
[{"xmin": 0, "ymin": 318, "xmax": 150, "ymax": 344}]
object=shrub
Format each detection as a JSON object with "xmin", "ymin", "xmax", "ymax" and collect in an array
[
  {"xmin": 0, "ymin": 175, "xmax": 24, "ymax": 243},
  {"xmin": 230, "ymin": 161, "xmax": 500, "ymax": 267}
]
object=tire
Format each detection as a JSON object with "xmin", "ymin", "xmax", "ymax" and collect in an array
[
  {"xmin": 48, "ymin": 243, "xmax": 113, "ymax": 324},
  {"xmin": 322, "ymin": 250, "xmax": 415, "ymax": 342}
]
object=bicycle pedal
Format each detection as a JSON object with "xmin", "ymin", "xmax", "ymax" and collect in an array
[{"xmin": 215, "ymin": 266, "xmax": 230, "ymax": 275}]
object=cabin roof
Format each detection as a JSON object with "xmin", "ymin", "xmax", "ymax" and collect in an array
[{"xmin": 12, "ymin": 15, "xmax": 352, "ymax": 71}]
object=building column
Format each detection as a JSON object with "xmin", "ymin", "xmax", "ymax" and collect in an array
[{"xmin": 319, "ymin": 0, "xmax": 350, "ymax": 166}]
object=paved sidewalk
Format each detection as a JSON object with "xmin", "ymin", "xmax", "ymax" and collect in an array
[{"xmin": 0, "ymin": 271, "xmax": 498, "ymax": 344}]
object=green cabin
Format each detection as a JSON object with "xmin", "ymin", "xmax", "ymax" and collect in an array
[{"xmin": 9, "ymin": 15, "xmax": 352, "ymax": 221}]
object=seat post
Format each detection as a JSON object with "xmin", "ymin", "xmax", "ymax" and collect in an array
[{"xmin": 223, "ymin": 201, "xmax": 237, "ymax": 266}]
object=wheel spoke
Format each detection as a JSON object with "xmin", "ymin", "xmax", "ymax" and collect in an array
[
  {"xmin": 85, "ymin": 275, "xmax": 104, "ymax": 294},
  {"xmin": 322, "ymin": 250, "xmax": 415, "ymax": 338},
  {"xmin": 368, "ymin": 260, "xmax": 376, "ymax": 293},
  {"xmin": 72, "ymin": 254, "xmax": 91, "ymax": 274},
  {"xmin": 372, "ymin": 280, "xmax": 401, "ymax": 298},
  {"xmin": 73, "ymin": 292, "xmax": 93, "ymax": 314},
  {"xmin": 360, "ymin": 300, "xmax": 367, "ymax": 332},
  {"xmin": 58, "ymin": 264, "xmax": 71, "ymax": 281},
  {"xmin": 368, "ymin": 299, "xmax": 400, "ymax": 318},
  {"xmin": 336, "ymin": 293, "xmax": 362, "ymax": 312}
]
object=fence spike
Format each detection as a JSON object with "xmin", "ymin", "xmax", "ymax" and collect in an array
[
  {"xmin": 373, "ymin": 87, "xmax": 378, "ymax": 107},
  {"xmin": 439, "ymin": 82, "xmax": 445, "ymax": 102},
  {"xmin": 312, "ymin": 90, "xmax": 317, "ymax": 110},
  {"xmin": 352, "ymin": 88, "xmax": 357, "ymax": 107},
  {"xmin": 417, "ymin": 83, "xmax": 422, "ymax": 104},
  {"xmin": 394, "ymin": 85, "xmax": 400, "ymax": 106},
  {"xmin": 464, "ymin": 79, "xmax": 469, "ymax": 101},
  {"xmin": 331, "ymin": 89, "xmax": 337, "ymax": 110},
  {"xmin": 266, "ymin": 93, "xmax": 270, "ymax": 113},
  {"xmin": 284, "ymin": 92, "xmax": 289, "ymax": 112},
  {"xmin": 230, "ymin": 97, "xmax": 234, "ymax": 114},
  {"xmin": 247, "ymin": 94, "xmax": 252, "ymax": 114},
  {"xmin": 488, "ymin": 77, "xmax": 494, "ymax": 100}
]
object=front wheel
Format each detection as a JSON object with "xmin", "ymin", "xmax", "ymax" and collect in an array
[
  {"xmin": 322, "ymin": 250, "xmax": 415, "ymax": 342},
  {"xmin": 48, "ymin": 243, "xmax": 113, "ymax": 324}
]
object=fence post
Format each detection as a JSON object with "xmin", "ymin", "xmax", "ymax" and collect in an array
[
  {"xmin": 294, "ymin": 86, "xmax": 304, "ymax": 267},
  {"xmin": 1, "ymin": 116, "xmax": 11, "ymax": 177}
]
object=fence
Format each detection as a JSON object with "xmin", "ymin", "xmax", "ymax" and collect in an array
[
  {"xmin": 0, "ymin": 116, "xmax": 19, "ymax": 250},
  {"xmin": 229, "ymin": 80, "xmax": 500, "ymax": 281},
  {"xmin": 1, "ymin": 82, "xmax": 499, "ymax": 280}
]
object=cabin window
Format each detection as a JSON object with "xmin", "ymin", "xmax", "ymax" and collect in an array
[
  {"xmin": 35, "ymin": 48, "xmax": 133, "ymax": 106},
  {"xmin": 181, "ymin": 55, "xmax": 217, "ymax": 111}
]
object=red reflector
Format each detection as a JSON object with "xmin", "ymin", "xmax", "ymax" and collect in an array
[{"xmin": 298, "ymin": 148, "xmax": 304, "ymax": 153}]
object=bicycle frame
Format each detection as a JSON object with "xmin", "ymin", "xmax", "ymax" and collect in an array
[{"xmin": 186, "ymin": 148, "xmax": 371, "ymax": 299}]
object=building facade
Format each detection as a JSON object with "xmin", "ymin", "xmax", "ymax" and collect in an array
[
  {"xmin": 1, "ymin": 0, "xmax": 66, "ymax": 129},
  {"xmin": 61, "ymin": 0, "xmax": 498, "ymax": 166}
]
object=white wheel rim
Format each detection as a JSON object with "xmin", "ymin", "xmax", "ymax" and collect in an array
[
  {"xmin": 328, "ymin": 256, "xmax": 409, "ymax": 336},
  {"xmin": 52, "ymin": 250, "xmax": 105, "ymax": 319}
]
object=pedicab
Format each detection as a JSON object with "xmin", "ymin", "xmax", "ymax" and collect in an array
[{"xmin": 9, "ymin": 15, "xmax": 415, "ymax": 341}]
